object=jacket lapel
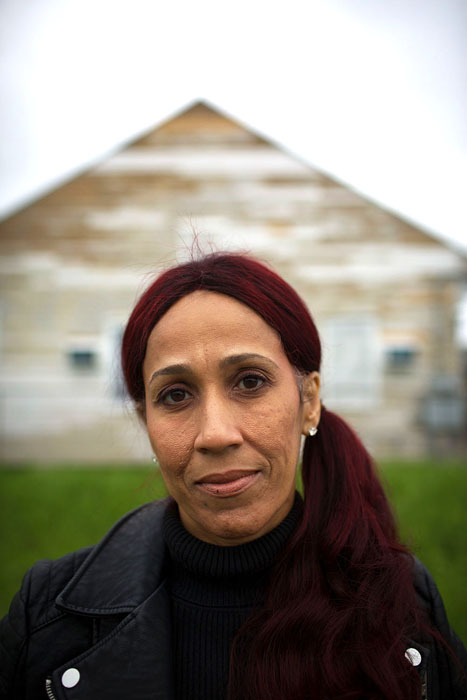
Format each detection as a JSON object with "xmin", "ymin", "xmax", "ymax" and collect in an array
[
  {"xmin": 49, "ymin": 581, "xmax": 174, "ymax": 700},
  {"xmin": 56, "ymin": 499, "xmax": 171, "ymax": 614},
  {"xmin": 49, "ymin": 499, "xmax": 175, "ymax": 699}
]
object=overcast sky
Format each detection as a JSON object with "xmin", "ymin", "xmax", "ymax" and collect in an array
[{"xmin": 0, "ymin": 0, "xmax": 466, "ymax": 254}]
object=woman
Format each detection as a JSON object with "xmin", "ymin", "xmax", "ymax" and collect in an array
[{"xmin": 1, "ymin": 252, "xmax": 465, "ymax": 700}]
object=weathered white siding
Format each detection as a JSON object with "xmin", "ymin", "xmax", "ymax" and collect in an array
[{"xmin": 0, "ymin": 101, "xmax": 465, "ymax": 462}]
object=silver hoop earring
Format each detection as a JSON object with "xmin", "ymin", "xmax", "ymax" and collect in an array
[
  {"xmin": 152, "ymin": 456, "xmax": 158, "ymax": 464},
  {"xmin": 308, "ymin": 427, "xmax": 318, "ymax": 437}
]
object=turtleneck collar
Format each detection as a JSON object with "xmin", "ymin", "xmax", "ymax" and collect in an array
[{"xmin": 162, "ymin": 492, "xmax": 302, "ymax": 607}]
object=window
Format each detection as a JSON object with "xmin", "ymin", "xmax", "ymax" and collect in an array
[
  {"xmin": 321, "ymin": 315, "xmax": 382, "ymax": 409},
  {"xmin": 420, "ymin": 377, "xmax": 464, "ymax": 432},
  {"xmin": 67, "ymin": 349, "xmax": 97, "ymax": 371},
  {"xmin": 385, "ymin": 346, "xmax": 417, "ymax": 372},
  {"xmin": 102, "ymin": 324, "xmax": 127, "ymax": 399}
]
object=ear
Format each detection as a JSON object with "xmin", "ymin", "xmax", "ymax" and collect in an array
[{"xmin": 300, "ymin": 371, "xmax": 321, "ymax": 436}]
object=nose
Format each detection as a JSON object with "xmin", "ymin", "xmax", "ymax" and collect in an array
[{"xmin": 193, "ymin": 393, "xmax": 243, "ymax": 454}]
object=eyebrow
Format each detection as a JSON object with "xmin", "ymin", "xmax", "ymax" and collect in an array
[
  {"xmin": 149, "ymin": 364, "xmax": 190, "ymax": 386},
  {"xmin": 220, "ymin": 353, "xmax": 279, "ymax": 370},
  {"xmin": 148, "ymin": 353, "xmax": 279, "ymax": 386}
]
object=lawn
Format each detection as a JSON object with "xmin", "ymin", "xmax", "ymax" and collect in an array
[{"xmin": 0, "ymin": 461, "xmax": 465, "ymax": 644}]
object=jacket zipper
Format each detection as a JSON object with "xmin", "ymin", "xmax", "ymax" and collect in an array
[
  {"xmin": 421, "ymin": 670, "xmax": 428, "ymax": 700},
  {"xmin": 45, "ymin": 677, "xmax": 57, "ymax": 700}
]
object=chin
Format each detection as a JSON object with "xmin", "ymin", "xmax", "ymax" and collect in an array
[{"xmin": 200, "ymin": 507, "xmax": 275, "ymax": 545}]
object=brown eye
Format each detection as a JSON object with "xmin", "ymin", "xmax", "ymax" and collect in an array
[
  {"xmin": 238, "ymin": 374, "xmax": 265, "ymax": 391},
  {"xmin": 160, "ymin": 388, "xmax": 190, "ymax": 405}
]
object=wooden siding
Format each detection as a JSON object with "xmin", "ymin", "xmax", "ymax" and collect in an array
[{"xmin": 0, "ymin": 101, "xmax": 466, "ymax": 462}]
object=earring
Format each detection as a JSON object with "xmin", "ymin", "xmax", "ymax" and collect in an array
[
  {"xmin": 308, "ymin": 427, "xmax": 318, "ymax": 437},
  {"xmin": 152, "ymin": 456, "xmax": 158, "ymax": 464}
]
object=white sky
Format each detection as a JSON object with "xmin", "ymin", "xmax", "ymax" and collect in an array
[{"xmin": 0, "ymin": 0, "xmax": 466, "ymax": 257}]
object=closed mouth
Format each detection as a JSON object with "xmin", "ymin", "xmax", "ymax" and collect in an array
[{"xmin": 195, "ymin": 470, "xmax": 260, "ymax": 497}]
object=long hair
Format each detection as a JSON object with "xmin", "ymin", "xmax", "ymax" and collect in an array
[{"xmin": 121, "ymin": 252, "xmax": 423, "ymax": 699}]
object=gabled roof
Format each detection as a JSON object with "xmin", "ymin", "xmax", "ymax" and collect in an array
[{"xmin": 0, "ymin": 99, "xmax": 466, "ymax": 266}]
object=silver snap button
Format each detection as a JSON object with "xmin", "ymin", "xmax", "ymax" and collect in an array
[
  {"xmin": 405, "ymin": 648, "xmax": 422, "ymax": 666},
  {"xmin": 62, "ymin": 668, "xmax": 80, "ymax": 688}
]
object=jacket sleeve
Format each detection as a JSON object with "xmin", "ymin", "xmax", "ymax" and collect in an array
[
  {"xmin": 0, "ymin": 563, "xmax": 37, "ymax": 699},
  {"xmin": 414, "ymin": 558, "xmax": 467, "ymax": 699},
  {"xmin": 0, "ymin": 549, "xmax": 93, "ymax": 700}
]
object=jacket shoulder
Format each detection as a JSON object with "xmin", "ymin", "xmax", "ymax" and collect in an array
[
  {"xmin": 412, "ymin": 556, "xmax": 467, "ymax": 698},
  {"xmin": 25, "ymin": 499, "xmax": 168, "ymax": 624},
  {"xmin": 413, "ymin": 557, "xmax": 441, "ymax": 608},
  {"xmin": 1, "ymin": 547, "xmax": 93, "ymax": 656},
  {"xmin": 26, "ymin": 547, "xmax": 94, "ymax": 625},
  {"xmin": 0, "ymin": 499, "xmax": 169, "ymax": 698},
  {"xmin": 0, "ymin": 546, "xmax": 92, "ymax": 699},
  {"xmin": 412, "ymin": 556, "xmax": 463, "ymax": 648}
]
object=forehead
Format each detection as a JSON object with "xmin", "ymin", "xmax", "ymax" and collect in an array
[{"xmin": 144, "ymin": 290, "xmax": 284, "ymax": 365}]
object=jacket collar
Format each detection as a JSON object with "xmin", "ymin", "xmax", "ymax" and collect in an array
[{"xmin": 56, "ymin": 498, "xmax": 172, "ymax": 615}]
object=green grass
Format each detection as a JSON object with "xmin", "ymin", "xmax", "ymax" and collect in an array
[
  {"xmin": 380, "ymin": 460, "xmax": 467, "ymax": 644},
  {"xmin": 0, "ymin": 462, "xmax": 465, "ymax": 644},
  {"xmin": 0, "ymin": 467, "xmax": 167, "ymax": 615}
]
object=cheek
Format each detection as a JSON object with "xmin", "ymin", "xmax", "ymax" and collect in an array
[
  {"xmin": 247, "ymin": 396, "xmax": 302, "ymax": 464},
  {"xmin": 147, "ymin": 421, "xmax": 192, "ymax": 477}
]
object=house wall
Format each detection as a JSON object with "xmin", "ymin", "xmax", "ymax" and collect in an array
[{"xmin": 0, "ymin": 102, "xmax": 465, "ymax": 462}]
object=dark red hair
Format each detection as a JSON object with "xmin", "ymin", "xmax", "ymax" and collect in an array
[{"xmin": 122, "ymin": 252, "xmax": 424, "ymax": 699}]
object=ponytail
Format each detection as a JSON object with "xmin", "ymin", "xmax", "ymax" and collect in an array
[{"xmin": 228, "ymin": 408, "xmax": 423, "ymax": 700}]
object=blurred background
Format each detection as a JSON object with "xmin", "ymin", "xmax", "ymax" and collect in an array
[{"xmin": 0, "ymin": 0, "xmax": 466, "ymax": 639}]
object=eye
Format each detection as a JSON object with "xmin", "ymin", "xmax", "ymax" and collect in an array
[
  {"xmin": 237, "ymin": 373, "xmax": 266, "ymax": 391},
  {"xmin": 159, "ymin": 387, "xmax": 191, "ymax": 405}
]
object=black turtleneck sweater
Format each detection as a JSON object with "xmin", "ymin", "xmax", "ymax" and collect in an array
[{"xmin": 162, "ymin": 493, "xmax": 302, "ymax": 700}]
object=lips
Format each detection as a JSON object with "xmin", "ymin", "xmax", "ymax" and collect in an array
[{"xmin": 196, "ymin": 469, "xmax": 260, "ymax": 497}]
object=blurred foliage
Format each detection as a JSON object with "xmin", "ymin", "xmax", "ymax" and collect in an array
[{"xmin": 0, "ymin": 461, "xmax": 465, "ymax": 644}]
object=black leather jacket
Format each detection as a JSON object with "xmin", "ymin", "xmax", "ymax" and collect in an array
[{"xmin": 1, "ymin": 499, "xmax": 466, "ymax": 700}]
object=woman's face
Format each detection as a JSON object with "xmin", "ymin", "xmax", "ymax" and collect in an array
[{"xmin": 142, "ymin": 290, "xmax": 319, "ymax": 545}]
